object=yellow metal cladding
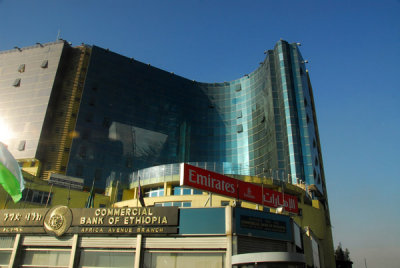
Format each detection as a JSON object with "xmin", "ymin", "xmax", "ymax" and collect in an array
[
  {"xmin": 40, "ymin": 45, "xmax": 91, "ymax": 180},
  {"xmin": 1, "ymin": 171, "xmax": 110, "ymax": 209}
]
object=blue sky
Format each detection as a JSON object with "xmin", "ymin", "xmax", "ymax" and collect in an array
[{"xmin": 1, "ymin": 1, "xmax": 399, "ymax": 267}]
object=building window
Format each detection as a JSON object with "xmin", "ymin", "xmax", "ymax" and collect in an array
[
  {"xmin": 13, "ymin": 78, "xmax": 21, "ymax": 87},
  {"xmin": 82, "ymin": 130, "xmax": 90, "ymax": 140},
  {"xmin": 0, "ymin": 237, "xmax": 13, "ymax": 265},
  {"xmin": 143, "ymin": 252, "xmax": 225, "ymax": 267},
  {"xmin": 79, "ymin": 146, "xmax": 87, "ymax": 158},
  {"xmin": 154, "ymin": 201, "xmax": 191, "ymax": 208},
  {"xmin": 20, "ymin": 248, "xmax": 70, "ymax": 267},
  {"xmin": 144, "ymin": 186, "xmax": 164, "ymax": 197},
  {"xmin": 18, "ymin": 64, "xmax": 25, "ymax": 73},
  {"xmin": 102, "ymin": 117, "xmax": 111, "ymax": 128},
  {"xmin": 79, "ymin": 249, "xmax": 135, "ymax": 267},
  {"xmin": 173, "ymin": 186, "xmax": 202, "ymax": 196},
  {"xmin": 41, "ymin": 60, "xmax": 48, "ymax": 68},
  {"xmin": 85, "ymin": 113, "xmax": 93, "ymax": 123},
  {"xmin": 22, "ymin": 189, "xmax": 52, "ymax": 205},
  {"xmin": 76, "ymin": 165, "xmax": 83, "ymax": 177},
  {"xmin": 236, "ymin": 111, "xmax": 242, "ymax": 118},
  {"xmin": 125, "ymin": 156, "xmax": 133, "ymax": 168},
  {"xmin": 88, "ymin": 98, "xmax": 96, "ymax": 106},
  {"xmin": 17, "ymin": 140, "xmax": 26, "ymax": 151},
  {"xmin": 237, "ymin": 124, "xmax": 243, "ymax": 133},
  {"xmin": 221, "ymin": 201, "xmax": 230, "ymax": 206},
  {"xmin": 95, "ymin": 168, "xmax": 102, "ymax": 180}
]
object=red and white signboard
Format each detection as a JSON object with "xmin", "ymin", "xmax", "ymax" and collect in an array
[
  {"xmin": 238, "ymin": 180, "xmax": 263, "ymax": 204},
  {"xmin": 262, "ymin": 187, "xmax": 298, "ymax": 214},
  {"xmin": 180, "ymin": 163, "xmax": 238, "ymax": 198},
  {"xmin": 180, "ymin": 163, "xmax": 298, "ymax": 214}
]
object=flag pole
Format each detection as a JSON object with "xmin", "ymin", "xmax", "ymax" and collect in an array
[
  {"xmin": 86, "ymin": 179, "xmax": 95, "ymax": 208},
  {"xmin": 138, "ymin": 176, "xmax": 145, "ymax": 207},
  {"xmin": 45, "ymin": 183, "xmax": 53, "ymax": 208}
]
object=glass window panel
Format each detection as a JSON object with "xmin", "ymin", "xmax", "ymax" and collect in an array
[
  {"xmin": 79, "ymin": 249, "xmax": 135, "ymax": 268},
  {"xmin": 143, "ymin": 252, "xmax": 225, "ymax": 268},
  {"xmin": 0, "ymin": 236, "xmax": 15, "ymax": 248},
  {"xmin": 13, "ymin": 78, "xmax": 21, "ymax": 87},
  {"xmin": 182, "ymin": 188, "xmax": 191, "ymax": 195},
  {"xmin": 18, "ymin": 64, "xmax": 25, "ymax": 73},
  {"xmin": 173, "ymin": 186, "xmax": 182, "ymax": 195},
  {"xmin": 182, "ymin": 202, "xmax": 191, "ymax": 208},
  {"xmin": 0, "ymin": 251, "xmax": 11, "ymax": 265},
  {"xmin": 41, "ymin": 60, "xmax": 48, "ymax": 68},
  {"xmin": 193, "ymin": 189, "xmax": 203, "ymax": 195},
  {"xmin": 159, "ymin": 189, "xmax": 164, "ymax": 196},
  {"xmin": 21, "ymin": 248, "xmax": 70, "ymax": 266}
]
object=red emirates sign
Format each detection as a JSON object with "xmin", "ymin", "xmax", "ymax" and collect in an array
[
  {"xmin": 238, "ymin": 180, "xmax": 262, "ymax": 204},
  {"xmin": 180, "ymin": 164, "xmax": 238, "ymax": 198},
  {"xmin": 180, "ymin": 164, "xmax": 298, "ymax": 214},
  {"xmin": 262, "ymin": 187, "xmax": 298, "ymax": 214}
]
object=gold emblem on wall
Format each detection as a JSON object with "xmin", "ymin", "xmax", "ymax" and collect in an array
[{"xmin": 44, "ymin": 206, "xmax": 72, "ymax": 236}]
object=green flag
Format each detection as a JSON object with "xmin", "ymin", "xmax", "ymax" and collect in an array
[{"xmin": 0, "ymin": 142, "xmax": 24, "ymax": 203}]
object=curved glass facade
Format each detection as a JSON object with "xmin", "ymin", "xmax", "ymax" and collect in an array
[
  {"xmin": 126, "ymin": 162, "xmax": 247, "ymax": 189},
  {"xmin": 63, "ymin": 40, "xmax": 324, "ymax": 194}
]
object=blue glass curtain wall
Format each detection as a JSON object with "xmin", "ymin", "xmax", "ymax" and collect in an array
[{"xmin": 66, "ymin": 42, "xmax": 323, "ymax": 194}]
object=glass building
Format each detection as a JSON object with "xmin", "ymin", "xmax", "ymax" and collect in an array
[
  {"xmin": 0, "ymin": 40, "xmax": 335, "ymax": 268},
  {"xmin": 0, "ymin": 40, "xmax": 326, "ymax": 198}
]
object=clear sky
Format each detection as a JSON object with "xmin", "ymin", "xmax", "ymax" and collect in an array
[{"xmin": 1, "ymin": 0, "xmax": 399, "ymax": 267}]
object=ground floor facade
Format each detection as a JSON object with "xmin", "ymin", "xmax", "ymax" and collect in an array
[{"xmin": 0, "ymin": 206, "xmax": 318, "ymax": 268}]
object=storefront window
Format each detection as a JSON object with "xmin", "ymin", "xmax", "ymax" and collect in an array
[
  {"xmin": 20, "ymin": 248, "xmax": 70, "ymax": 267},
  {"xmin": 143, "ymin": 252, "xmax": 225, "ymax": 268},
  {"xmin": 0, "ymin": 251, "xmax": 12, "ymax": 266},
  {"xmin": 78, "ymin": 249, "xmax": 135, "ymax": 268},
  {"xmin": 0, "ymin": 236, "xmax": 14, "ymax": 267}
]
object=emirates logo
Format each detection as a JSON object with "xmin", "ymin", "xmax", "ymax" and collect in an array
[{"xmin": 243, "ymin": 187, "xmax": 255, "ymax": 199}]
